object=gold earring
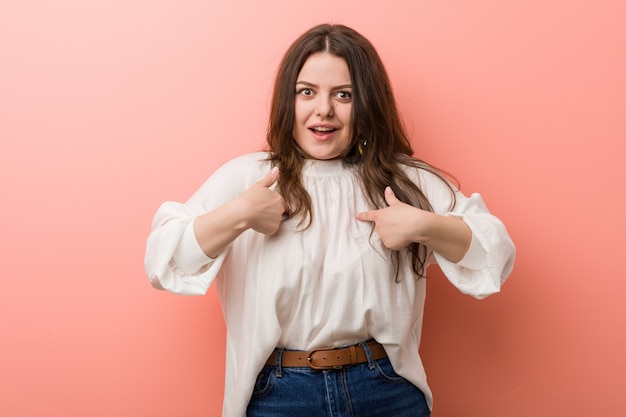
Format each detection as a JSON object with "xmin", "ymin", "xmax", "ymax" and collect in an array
[{"xmin": 358, "ymin": 139, "xmax": 367, "ymax": 155}]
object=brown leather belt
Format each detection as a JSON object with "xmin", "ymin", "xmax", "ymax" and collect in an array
[{"xmin": 265, "ymin": 340, "xmax": 387, "ymax": 370}]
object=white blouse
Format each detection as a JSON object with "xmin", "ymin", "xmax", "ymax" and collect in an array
[{"xmin": 144, "ymin": 152, "xmax": 515, "ymax": 417}]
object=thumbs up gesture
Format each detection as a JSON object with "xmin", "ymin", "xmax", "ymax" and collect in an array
[{"xmin": 238, "ymin": 167, "xmax": 288, "ymax": 235}]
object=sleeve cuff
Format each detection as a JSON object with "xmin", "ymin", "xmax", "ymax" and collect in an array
[
  {"xmin": 456, "ymin": 228, "xmax": 488, "ymax": 270},
  {"xmin": 172, "ymin": 221, "xmax": 213, "ymax": 273}
]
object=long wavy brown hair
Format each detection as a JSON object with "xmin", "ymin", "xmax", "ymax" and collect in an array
[{"xmin": 266, "ymin": 24, "xmax": 457, "ymax": 278}]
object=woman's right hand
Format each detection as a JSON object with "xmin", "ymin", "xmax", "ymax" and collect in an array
[
  {"xmin": 237, "ymin": 167, "xmax": 287, "ymax": 235},
  {"xmin": 192, "ymin": 167, "xmax": 287, "ymax": 258}
]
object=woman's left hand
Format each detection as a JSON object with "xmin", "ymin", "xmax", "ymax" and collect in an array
[
  {"xmin": 357, "ymin": 186, "xmax": 471, "ymax": 262},
  {"xmin": 356, "ymin": 186, "xmax": 433, "ymax": 251}
]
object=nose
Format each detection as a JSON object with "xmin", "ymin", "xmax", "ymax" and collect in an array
[{"xmin": 315, "ymin": 95, "xmax": 334, "ymax": 118}]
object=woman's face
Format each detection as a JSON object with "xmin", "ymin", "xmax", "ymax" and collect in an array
[{"xmin": 292, "ymin": 52, "xmax": 352, "ymax": 160}]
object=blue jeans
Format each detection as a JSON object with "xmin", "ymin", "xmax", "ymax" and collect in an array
[{"xmin": 246, "ymin": 342, "xmax": 430, "ymax": 417}]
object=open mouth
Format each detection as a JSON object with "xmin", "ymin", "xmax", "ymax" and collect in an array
[{"xmin": 310, "ymin": 126, "xmax": 337, "ymax": 133}]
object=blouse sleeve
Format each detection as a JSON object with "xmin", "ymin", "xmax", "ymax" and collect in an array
[
  {"xmin": 420, "ymin": 170, "xmax": 516, "ymax": 299},
  {"xmin": 144, "ymin": 201, "xmax": 227, "ymax": 296},
  {"xmin": 143, "ymin": 153, "xmax": 267, "ymax": 296}
]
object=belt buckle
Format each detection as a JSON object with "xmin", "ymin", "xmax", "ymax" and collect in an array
[{"xmin": 307, "ymin": 347, "xmax": 344, "ymax": 370}]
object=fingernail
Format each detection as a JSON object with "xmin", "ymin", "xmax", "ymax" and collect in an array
[
  {"xmin": 270, "ymin": 166, "xmax": 279, "ymax": 175},
  {"xmin": 385, "ymin": 186, "xmax": 392, "ymax": 193}
]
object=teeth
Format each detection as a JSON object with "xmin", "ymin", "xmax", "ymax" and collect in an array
[{"xmin": 312, "ymin": 126, "xmax": 334, "ymax": 132}]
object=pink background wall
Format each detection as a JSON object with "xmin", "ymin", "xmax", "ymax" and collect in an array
[{"xmin": 1, "ymin": 1, "xmax": 625, "ymax": 416}]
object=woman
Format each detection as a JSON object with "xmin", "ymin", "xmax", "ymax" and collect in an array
[{"xmin": 145, "ymin": 23, "xmax": 515, "ymax": 417}]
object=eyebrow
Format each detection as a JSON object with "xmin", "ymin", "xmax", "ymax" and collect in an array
[{"xmin": 296, "ymin": 80, "xmax": 352, "ymax": 90}]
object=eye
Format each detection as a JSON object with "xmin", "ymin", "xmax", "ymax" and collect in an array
[
  {"xmin": 297, "ymin": 88, "xmax": 314, "ymax": 97},
  {"xmin": 336, "ymin": 90, "xmax": 352, "ymax": 100}
]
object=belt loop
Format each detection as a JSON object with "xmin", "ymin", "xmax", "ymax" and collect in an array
[
  {"xmin": 275, "ymin": 349, "xmax": 284, "ymax": 377},
  {"xmin": 360, "ymin": 340, "xmax": 376, "ymax": 370}
]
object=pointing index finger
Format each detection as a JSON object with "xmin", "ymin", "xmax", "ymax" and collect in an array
[{"xmin": 356, "ymin": 210, "xmax": 376, "ymax": 222}]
